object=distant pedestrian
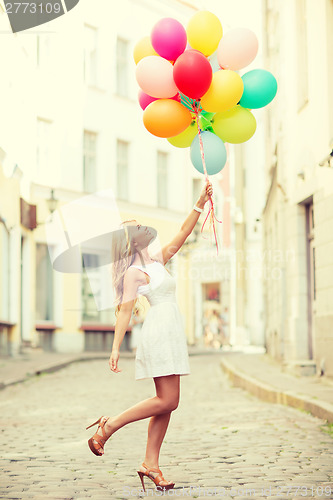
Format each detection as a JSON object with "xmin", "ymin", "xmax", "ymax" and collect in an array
[
  {"xmin": 202, "ymin": 311, "xmax": 211, "ymax": 347},
  {"xmin": 220, "ymin": 307, "xmax": 230, "ymax": 346},
  {"xmin": 129, "ymin": 305, "xmax": 144, "ymax": 354},
  {"xmin": 209, "ymin": 309, "xmax": 223, "ymax": 349}
]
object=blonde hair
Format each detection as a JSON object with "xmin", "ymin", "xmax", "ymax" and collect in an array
[{"xmin": 111, "ymin": 220, "xmax": 142, "ymax": 319}]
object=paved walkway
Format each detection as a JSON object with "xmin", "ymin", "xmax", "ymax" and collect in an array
[
  {"xmin": 0, "ymin": 353, "xmax": 332, "ymax": 499},
  {"xmin": 1, "ymin": 346, "xmax": 333, "ymax": 423}
]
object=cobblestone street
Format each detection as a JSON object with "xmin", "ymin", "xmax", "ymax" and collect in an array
[{"xmin": 0, "ymin": 353, "xmax": 332, "ymax": 499}]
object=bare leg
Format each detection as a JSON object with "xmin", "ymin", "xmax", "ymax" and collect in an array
[
  {"xmin": 139, "ymin": 375, "xmax": 180, "ymax": 487},
  {"xmin": 144, "ymin": 375, "xmax": 179, "ymax": 465},
  {"xmin": 144, "ymin": 412, "xmax": 171, "ymax": 466},
  {"xmin": 91, "ymin": 375, "xmax": 180, "ymax": 454}
]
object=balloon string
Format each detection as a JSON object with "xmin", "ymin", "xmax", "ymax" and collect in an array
[
  {"xmin": 180, "ymin": 94, "xmax": 195, "ymax": 112},
  {"xmin": 192, "ymin": 103, "xmax": 222, "ymax": 255},
  {"xmin": 180, "ymin": 93, "xmax": 194, "ymax": 108},
  {"xmin": 180, "ymin": 92, "xmax": 192, "ymax": 104}
]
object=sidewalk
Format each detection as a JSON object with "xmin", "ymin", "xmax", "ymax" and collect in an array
[
  {"xmin": 0, "ymin": 349, "xmax": 110, "ymax": 390},
  {"xmin": 220, "ymin": 351, "xmax": 333, "ymax": 424},
  {"xmin": 0, "ymin": 344, "xmax": 221, "ymax": 390}
]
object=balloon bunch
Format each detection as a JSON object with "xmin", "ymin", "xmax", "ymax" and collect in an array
[{"xmin": 134, "ymin": 11, "xmax": 277, "ymax": 253}]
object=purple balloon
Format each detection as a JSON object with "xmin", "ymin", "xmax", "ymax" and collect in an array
[{"xmin": 151, "ymin": 17, "xmax": 187, "ymax": 61}]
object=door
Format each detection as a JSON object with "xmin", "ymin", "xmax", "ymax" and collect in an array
[
  {"xmin": 306, "ymin": 202, "xmax": 315, "ymax": 359},
  {"xmin": 20, "ymin": 235, "xmax": 31, "ymax": 345}
]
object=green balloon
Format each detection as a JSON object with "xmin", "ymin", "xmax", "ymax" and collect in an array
[
  {"xmin": 199, "ymin": 115, "xmax": 212, "ymax": 130},
  {"xmin": 212, "ymin": 105, "xmax": 256, "ymax": 144},
  {"xmin": 200, "ymin": 110, "xmax": 215, "ymax": 121},
  {"xmin": 167, "ymin": 121, "xmax": 198, "ymax": 148},
  {"xmin": 240, "ymin": 69, "xmax": 277, "ymax": 109}
]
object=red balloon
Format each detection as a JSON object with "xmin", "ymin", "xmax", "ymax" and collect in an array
[{"xmin": 173, "ymin": 50, "xmax": 213, "ymax": 99}]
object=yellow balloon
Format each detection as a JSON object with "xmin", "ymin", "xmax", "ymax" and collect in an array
[
  {"xmin": 133, "ymin": 36, "xmax": 157, "ymax": 64},
  {"xmin": 167, "ymin": 121, "xmax": 198, "ymax": 148},
  {"xmin": 212, "ymin": 105, "xmax": 257, "ymax": 144},
  {"xmin": 187, "ymin": 11, "xmax": 223, "ymax": 57},
  {"xmin": 201, "ymin": 70, "xmax": 244, "ymax": 113}
]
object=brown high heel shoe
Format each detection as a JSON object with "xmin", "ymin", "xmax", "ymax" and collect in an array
[
  {"xmin": 136, "ymin": 462, "xmax": 175, "ymax": 492},
  {"xmin": 86, "ymin": 416, "xmax": 111, "ymax": 456}
]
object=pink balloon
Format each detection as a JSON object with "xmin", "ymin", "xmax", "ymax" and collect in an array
[
  {"xmin": 138, "ymin": 90, "xmax": 157, "ymax": 110},
  {"xmin": 217, "ymin": 28, "xmax": 258, "ymax": 71},
  {"xmin": 151, "ymin": 17, "xmax": 187, "ymax": 61},
  {"xmin": 138, "ymin": 90, "xmax": 180, "ymax": 110},
  {"xmin": 136, "ymin": 55, "xmax": 178, "ymax": 98}
]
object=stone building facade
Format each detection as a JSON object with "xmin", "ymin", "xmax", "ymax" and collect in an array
[{"xmin": 262, "ymin": 0, "xmax": 333, "ymax": 376}]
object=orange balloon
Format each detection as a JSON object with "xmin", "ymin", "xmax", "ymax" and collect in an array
[{"xmin": 143, "ymin": 99, "xmax": 192, "ymax": 138}]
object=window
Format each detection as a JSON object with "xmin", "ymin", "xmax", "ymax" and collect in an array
[
  {"xmin": 0, "ymin": 226, "xmax": 9, "ymax": 321},
  {"xmin": 192, "ymin": 178, "xmax": 201, "ymax": 206},
  {"xmin": 81, "ymin": 253, "xmax": 115, "ymax": 323},
  {"xmin": 116, "ymin": 38, "xmax": 129, "ymax": 96},
  {"xmin": 82, "ymin": 255, "xmax": 100, "ymax": 321},
  {"xmin": 36, "ymin": 34, "xmax": 50, "ymax": 68},
  {"xmin": 296, "ymin": 0, "xmax": 308, "ymax": 109},
  {"xmin": 117, "ymin": 139, "xmax": 129, "ymax": 200},
  {"xmin": 84, "ymin": 24, "xmax": 98, "ymax": 86},
  {"xmin": 157, "ymin": 151, "xmax": 168, "ymax": 208},
  {"xmin": 36, "ymin": 243, "xmax": 54, "ymax": 321},
  {"xmin": 83, "ymin": 130, "xmax": 97, "ymax": 193},
  {"xmin": 36, "ymin": 118, "xmax": 52, "ymax": 176}
]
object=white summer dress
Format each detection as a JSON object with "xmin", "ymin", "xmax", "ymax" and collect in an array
[{"xmin": 129, "ymin": 261, "xmax": 191, "ymax": 380}]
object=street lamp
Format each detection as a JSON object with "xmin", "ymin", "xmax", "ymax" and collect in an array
[
  {"xmin": 319, "ymin": 149, "xmax": 333, "ymax": 169},
  {"xmin": 46, "ymin": 189, "xmax": 58, "ymax": 214},
  {"xmin": 36, "ymin": 189, "xmax": 59, "ymax": 226}
]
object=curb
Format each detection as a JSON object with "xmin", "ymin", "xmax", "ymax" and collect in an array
[
  {"xmin": 220, "ymin": 357, "xmax": 333, "ymax": 424},
  {"xmin": 0, "ymin": 354, "xmax": 109, "ymax": 390},
  {"xmin": 0, "ymin": 348, "xmax": 222, "ymax": 390}
]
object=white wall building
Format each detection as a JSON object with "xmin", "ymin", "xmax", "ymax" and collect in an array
[
  {"xmin": 0, "ymin": 0, "xmax": 231, "ymax": 355},
  {"xmin": 262, "ymin": 0, "xmax": 333, "ymax": 376},
  {"xmin": 0, "ymin": 0, "xmax": 270, "ymax": 356}
]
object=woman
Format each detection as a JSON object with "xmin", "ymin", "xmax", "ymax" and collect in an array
[{"xmin": 86, "ymin": 180, "xmax": 213, "ymax": 492}]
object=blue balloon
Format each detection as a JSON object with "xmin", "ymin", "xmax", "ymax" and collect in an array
[
  {"xmin": 240, "ymin": 69, "xmax": 277, "ymax": 109},
  {"xmin": 190, "ymin": 131, "xmax": 227, "ymax": 175},
  {"xmin": 209, "ymin": 51, "xmax": 220, "ymax": 73}
]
